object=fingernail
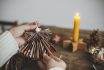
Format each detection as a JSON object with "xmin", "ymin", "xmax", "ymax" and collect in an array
[{"xmin": 43, "ymin": 52, "xmax": 47, "ymax": 56}]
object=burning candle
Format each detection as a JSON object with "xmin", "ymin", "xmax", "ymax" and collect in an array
[{"xmin": 73, "ymin": 13, "xmax": 80, "ymax": 42}]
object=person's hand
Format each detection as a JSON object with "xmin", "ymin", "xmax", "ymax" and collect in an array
[
  {"xmin": 38, "ymin": 53, "xmax": 66, "ymax": 70},
  {"xmin": 9, "ymin": 24, "xmax": 37, "ymax": 46}
]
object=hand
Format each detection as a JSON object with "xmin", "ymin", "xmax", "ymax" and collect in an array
[
  {"xmin": 38, "ymin": 53, "xmax": 66, "ymax": 70},
  {"xmin": 9, "ymin": 24, "xmax": 37, "ymax": 46}
]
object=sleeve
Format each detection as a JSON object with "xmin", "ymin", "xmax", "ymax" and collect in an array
[
  {"xmin": 0, "ymin": 31, "xmax": 19, "ymax": 67},
  {"xmin": 49, "ymin": 67, "xmax": 64, "ymax": 70}
]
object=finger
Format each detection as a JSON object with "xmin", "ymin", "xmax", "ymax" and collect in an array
[
  {"xmin": 38, "ymin": 61, "xmax": 46, "ymax": 70},
  {"xmin": 29, "ymin": 24, "xmax": 38, "ymax": 30},
  {"xmin": 43, "ymin": 53, "xmax": 52, "ymax": 61},
  {"xmin": 21, "ymin": 24, "xmax": 38, "ymax": 31},
  {"xmin": 16, "ymin": 37, "xmax": 26, "ymax": 46},
  {"xmin": 51, "ymin": 55, "xmax": 61, "ymax": 62},
  {"xmin": 42, "ymin": 53, "xmax": 53, "ymax": 64}
]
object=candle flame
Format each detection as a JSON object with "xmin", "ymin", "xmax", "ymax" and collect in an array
[{"xmin": 76, "ymin": 12, "xmax": 79, "ymax": 16}]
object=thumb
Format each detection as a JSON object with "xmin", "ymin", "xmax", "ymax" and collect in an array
[
  {"xmin": 42, "ymin": 53, "xmax": 53, "ymax": 64},
  {"xmin": 21, "ymin": 24, "xmax": 38, "ymax": 31},
  {"xmin": 43, "ymin": 53, "xmax": 52, "ymax": 61},
  {"xmin": 16, "ymin": 37, "xmax": 25, "ymax": 46}
]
